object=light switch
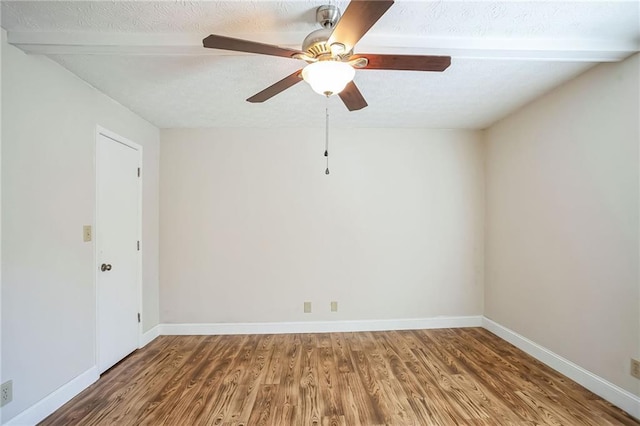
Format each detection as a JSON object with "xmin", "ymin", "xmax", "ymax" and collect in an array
[{"xmin": 83, "ymin": 225, "xmax": 92, "ymax": 242}]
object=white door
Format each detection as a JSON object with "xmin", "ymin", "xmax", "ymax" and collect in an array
[{"xmin": 96, "ymin": 130, "xmax": 141, "ymax": 373}]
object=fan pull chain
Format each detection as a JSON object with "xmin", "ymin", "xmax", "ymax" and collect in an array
[{"xmin": 324, "ymin": 96, "xmax": 330, "ymax": 175}]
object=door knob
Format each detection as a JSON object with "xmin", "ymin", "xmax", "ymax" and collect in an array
[{"xmin": 101, "ymin": 263, "xmax": 112, "ymax": 271}]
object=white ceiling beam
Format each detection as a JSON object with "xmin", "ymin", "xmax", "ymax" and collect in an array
[{"xmin": 8, "ymin": 31, "xmax": 639, "ymax": 62}]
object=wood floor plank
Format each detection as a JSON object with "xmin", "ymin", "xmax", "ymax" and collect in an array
[
  {"xmin": 329, "ymin": 332, "xmax": 354, "ymax": 373},
  {"xmin": 378, "ymin": 333, "xmax": 448, "ymax": 425},
  {"xmin": 246, "ymin": 384, "xmax": 277, "ymax": 426},
  {"xmin": 263, "ymin": 334, "xmax": 286, "ymax": 385},
  {"xmin": 299, "ymin": 333, "xmax": 323, "ymax": 426},
  {"xmin": 39, "ymin": 328, "xmax": 640, "ymax": 426},
  {"xmin": 143, "ymin": 336, "xmax": 230, "ymax": 425},
  {"xmin": 273, "ymin": 333, "xmax": 301, "ymax": 424},
  {"xmin": 172, "ymin": 335, "xmax": 248, "ymax": 425},
  {"xmin": 224, "ymin": 336, "xmax": 275, "ymax": 424},
  {"xmin": 366, "ymin": 336, "xmax": 417, "ymax": 425},
  {"xmin": 350, "ymin": 349, "xmax": 393, "ymax": 424},
  {"xmin": 200, "ymin": 335, "xmax": 259, "ymax": 425},
  {"xmin": 334, "ymin": 364, "xmax": 374, "ymax": 425},
  {"xmin": 318, "ymin": 345, "xmax": 343, "ymax": 418}
]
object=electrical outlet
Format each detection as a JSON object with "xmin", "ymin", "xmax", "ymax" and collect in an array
[
  {"xmin": 1, "ymin": 380, "xmax": 13, "ymax": 407},
  {"xmin": 631, "ymin": 359, "xmax": 640, "ymax": 379},
  {"xmin": 83, "ymin": 225, "xmax": 92, "ymax": 242},
  {"xmin": 304, "ymin": 301, "xmax": 312, "ymax": 313},
  {"xmin": 331, "ymin": 301, "xmax": 338, "ymax": 312}
]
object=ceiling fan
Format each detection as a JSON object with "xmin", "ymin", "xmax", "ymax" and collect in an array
[{"xmin": 202, "ymin": 0, "xmax": 451, "ymax": 111}]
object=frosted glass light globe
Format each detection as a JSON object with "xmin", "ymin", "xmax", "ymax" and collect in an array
[{"xmin": 301, "ymin": 61, "xmax": 356, "ymax": 96}]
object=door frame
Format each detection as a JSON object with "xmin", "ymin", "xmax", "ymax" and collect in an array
[{"xmin": 94, "ymin": 125, "xmax": 143, "ymax": 372}]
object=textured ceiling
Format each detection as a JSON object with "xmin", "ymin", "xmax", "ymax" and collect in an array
[
  {"xmin": 3, "ymin": 1, "xmax": 638, "ymax": 40},
  {"xmin": 47, "ymin": 54, "xmax": 592, "ymax": 129},
  {"xmin": 2, "ymin": 1, "xmax": 639, "ymax": 129}
]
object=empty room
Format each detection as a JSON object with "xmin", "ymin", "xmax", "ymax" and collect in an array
[{"xmin": 1, "ymin": 0, "xmax": 639, "ymax": 425}]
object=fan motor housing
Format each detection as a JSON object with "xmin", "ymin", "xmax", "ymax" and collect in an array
[
  {"xmin": 301, "ymin": 29, "xmax": 353, "ymax": 60},
  {"xmin": 302, "ymin": 28, "xmax": 333, "ymax": 57},
  {"xmin": 301, "ymin": 5, "xmax": 353, "ymax": 60}
]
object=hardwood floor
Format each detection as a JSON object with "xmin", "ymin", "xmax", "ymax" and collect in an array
[{"xmin": 40, "ymin": 328, "xmax": 639, "ymax": 425}]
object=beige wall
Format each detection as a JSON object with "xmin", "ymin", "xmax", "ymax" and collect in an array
[
  {"xmin": 1, "ymin": 32, "xmax": 160, "ymax": 421},
  {"xmin": 160, "ymin": 128, "xmax": 484, "ymax": 324},
  {"xmin": 485, "ymin": 53, "xmax": 640, "ymax": 396}
]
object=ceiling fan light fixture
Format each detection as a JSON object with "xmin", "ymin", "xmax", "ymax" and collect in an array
[
  {"xmin": 329, "ymin": 42, "xmax": 346, "ymax": 55},
  {"xmin": 301, "ymin": 61, "xmax": 356, "ymax": 96}
]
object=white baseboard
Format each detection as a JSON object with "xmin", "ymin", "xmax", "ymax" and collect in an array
[
  {"xmin": 4, "ymin": 367, "xmax": 99, "ymax": 426},
  {"xmin": 139, "ymin": 325, "xmax": 160, "ymax": 348},
  {"xmin": 160, "ymin": 315, "xmax": 483, "ymax": 335},
  {"xmin": 482, "ymin": 317, "xmax": 640, "ymax": 420}
]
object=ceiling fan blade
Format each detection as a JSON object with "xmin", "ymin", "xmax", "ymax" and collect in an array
[
  {"xmin": 328, "ymin": 0, "xmax": 394, "ymax": 52},
  {"xmin": 353, "ymin": 54, "xmax": 451, "ymax": 72},
  {"xmin": 339, "ymin": 81, "xmax": 368, "ymax": 111},
  {"xmin": 203, "ymin": 34, "xmax": 303, "ymax": 58},
  {"xmin": 246, "ymin": 70, "xmax": 303, "ymax": 103}
]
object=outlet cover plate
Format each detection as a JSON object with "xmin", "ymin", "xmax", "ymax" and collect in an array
[
  {"xmin": 631, "ymin": 359, "xmax": 640, "ymax": 379},
  {"xmin": 1, "ymin": 380, "xmax": 13, "ymax": 407},
  {"xmin": 83, "ymin": 225, "xmax": 92, "ymax": 242},
  {"xmin": 304, "ymin": 301, "xmax": 312, "ymax": 313},
  {"xmin": 331, "ymin": 301, "xmax": 338, "ymax": 312}
]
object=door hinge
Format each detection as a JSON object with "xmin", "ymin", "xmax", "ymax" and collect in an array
[
  {"xmin": 137, "ymin": 167, "xmax": 140, "ymax": 177},
  {"xmin": 138, "ymin": 313, "xmax": 141, "ymax": 323},
  {"xmin": 137, "ymin": 240, "xmax": 140, "ymax": 251}
]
